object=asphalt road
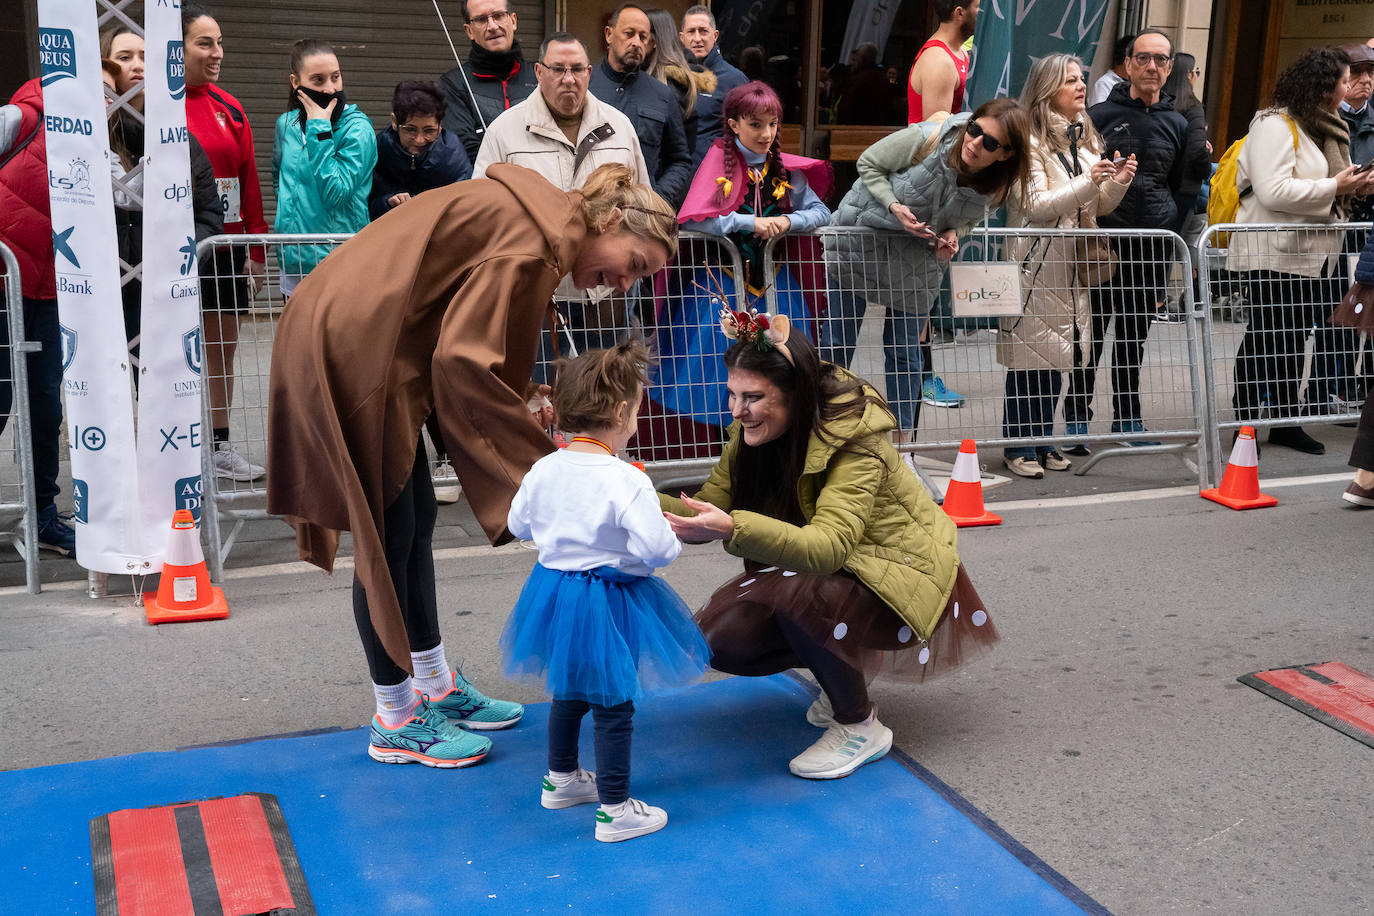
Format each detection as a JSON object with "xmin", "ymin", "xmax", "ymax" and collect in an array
[{"xmin": 2, "ymin": 462, "xmax": 1369, "ymax": 915}]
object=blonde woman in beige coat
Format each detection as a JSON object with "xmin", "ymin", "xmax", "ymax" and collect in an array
[{"xmin": 999, "ymin": 54, "xmax": 1135, "ymax": 478}]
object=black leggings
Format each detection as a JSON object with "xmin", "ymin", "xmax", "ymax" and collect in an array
[
  {"xmin": 702, "ymin": 610, "xmax": 871, "ymax": 725},
  {"xmin": 1352, "ymin": 395, "xmax": 1374, "ymax": 472},
  {"xmin": 548, "ymin": 699, "xmax": 635, "ymax": 805},
  {"xmin": 352, "ymin": 440, "xmax": 441, "ymax": 686}
]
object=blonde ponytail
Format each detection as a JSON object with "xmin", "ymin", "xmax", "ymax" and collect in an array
[{"xmin": 579, "ymin": 163, "xmax": 678, "ymax": 255}]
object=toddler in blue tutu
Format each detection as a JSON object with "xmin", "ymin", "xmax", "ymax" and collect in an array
[{"xmin": 501, "ymin": 341, "xmax": 710, "ymax": 843}]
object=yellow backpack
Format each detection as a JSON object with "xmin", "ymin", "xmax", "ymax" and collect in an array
[{"xmin": 1208, "ymin": 114, "xmax": 1300, "ymax": 243}]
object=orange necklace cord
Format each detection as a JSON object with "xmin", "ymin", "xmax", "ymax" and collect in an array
[{"xmin": 570, "ymin": 436, "xmax": 614, "ymax": 454}]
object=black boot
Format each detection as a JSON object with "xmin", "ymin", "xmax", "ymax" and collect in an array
[{"xmin": 1267, "ymin": 425, "xmax": 1325, "ymax": 455}]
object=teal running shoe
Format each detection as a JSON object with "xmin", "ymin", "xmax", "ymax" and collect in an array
[
  {"xmin": 921, "ymin": 375, "xmax": 965, "ymax": 408},
  {"xmin": 368, "ymin": 696, "xmax": 491, "ymax": 768},
  {"xmin": 425, "ymin": 668, "xmax": 524, "ymax": 731}
]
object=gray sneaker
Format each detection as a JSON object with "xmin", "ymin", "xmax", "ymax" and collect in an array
[
  {"xmin": 212, "ymin": 444, "xmax": 265, "ymax": 482},
  {"xmin": 788, "ymin": 717, "xmax": 893, "ymax": 780}
]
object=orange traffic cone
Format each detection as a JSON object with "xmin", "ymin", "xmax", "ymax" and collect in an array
[
  {"xmin": 1200, "ymin": 426, "xmax": 1277, "ymax": 510},
  {"xmin": 147, "ymin": 509, "xmax": 230, "ymax": 624},
  {"xmin": 942, "ymin": 439, "xmax": 1002, "ymax": 527}
]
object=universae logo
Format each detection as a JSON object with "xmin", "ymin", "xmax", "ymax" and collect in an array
[
  {"xmin": 182, "ymin": 327, "xmax": 202, "ymax": 374},
  {"xmin": 60, "ymin": 324, "xmax": 77, "ymax": 373},
  {"xmin": 167, "ymin": 41, "xmax": 186, "ymax": 100},
  {"xmin": 39, "ymin": 28, "xmax": 77, "ymax": 86}
]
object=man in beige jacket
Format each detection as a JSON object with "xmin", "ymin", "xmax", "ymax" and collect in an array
[{"xmin": 473, "ymin": 32, "xmax": 650, "ymax": 372}]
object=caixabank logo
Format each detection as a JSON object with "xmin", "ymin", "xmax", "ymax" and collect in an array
[
  {"xmin": 167, "ymin": 40, "xmax": 186, "ymax": 100},
  {"xmin": 39, "ymin": 28, "xmax": 77, "ymax": 86}
]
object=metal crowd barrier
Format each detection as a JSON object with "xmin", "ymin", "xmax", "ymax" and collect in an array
[
  {"xmin": 195, "ymin": 221, "xmax": 1374, "ymax": 573},
  {"xmin": 0, "ymin": 242, "xmax": 41, "ymax": 593},
  {"xmin": 193, "ymin": 231, "xmax": 748, "ymax": 575},
  {"xmin": 764, "ymin": 226, "xmax": 1210, "ymax": 484},
  {"xmin": 1197, "ymin": 222, "xmax": 1370, "ymax": 485}
]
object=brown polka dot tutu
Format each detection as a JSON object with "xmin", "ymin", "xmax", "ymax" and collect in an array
[{"xmin": 696, "ymin": 562, "xmax": 998, "ymax": 682}]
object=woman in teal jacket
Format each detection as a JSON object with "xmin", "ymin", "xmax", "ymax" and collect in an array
[
  {"xmin": 272, "ymin": 39, "xmax": 377, "ymax": 296},
  {"xmin": 662, "ymin": 313, "xmax": 998, "ymax": 781}
]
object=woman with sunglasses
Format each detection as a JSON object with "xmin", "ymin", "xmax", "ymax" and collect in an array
[{"xmin": 823, "ymin": 98, "xmax": 1031, "ymax": 449}]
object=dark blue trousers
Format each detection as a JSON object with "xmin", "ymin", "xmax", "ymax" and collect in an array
[
  {"xmin": 548, "ymin": 698, "xmax": 635, "ymax": 805},
  {"xmin": 0, "ymin": 298, "xmax": 63, "ymax": 509}
]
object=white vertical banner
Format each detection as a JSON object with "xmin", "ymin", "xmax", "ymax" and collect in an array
[
  {"xmin": 138, "ymin": 1, "xmax": 204, "ymax": 547},
  {"xmin": 38, "ymin": 1, "xmax": 143, "ymax": 573}
]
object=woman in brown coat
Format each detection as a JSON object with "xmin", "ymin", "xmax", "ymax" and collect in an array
[{"xmin": 267, "ymin": 163, "xmax": 677, "ymax": 768}]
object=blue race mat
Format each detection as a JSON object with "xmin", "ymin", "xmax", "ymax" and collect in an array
[{"xmin": 0, "ymin": 674, "xmax": 1104, "ymax": 914}]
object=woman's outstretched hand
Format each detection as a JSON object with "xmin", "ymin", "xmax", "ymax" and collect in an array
[{"xmin": 664, "ymin": 494, "xmax": 734, "ymax": 543}]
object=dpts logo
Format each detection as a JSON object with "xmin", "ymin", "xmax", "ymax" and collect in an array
[
  {"xmin": 39, "ymin": 28, "xmax": 77, "ymax": 86},
  {"xmin": 167, "ymin": 41, "xmax": 186, "ymax": 99}
]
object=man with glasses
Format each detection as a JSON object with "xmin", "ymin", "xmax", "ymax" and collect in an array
[
  {"xmin": 439, "ymin": 1, "xmax": 538, "ymax": 163},
  {"xmin": 473, "ymin": 33, "xmax": 649, "ymax": 376},
  {"xmin": 1065, "ymin": 28, "xmax": 1200, "ymax": 454},
  {"xmin": 680, "ymin": 4, "xmax": 747, "ymax": 163},
  {"xmin": 590, "ymin": 3, "xmax": 693, "ymax": 208}
]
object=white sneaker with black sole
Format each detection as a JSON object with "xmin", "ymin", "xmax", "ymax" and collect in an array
[
  {"xmin": 789, "ymin": 715, "xmax": 893, "ymax": 779},
  {"xmin": 212, "ymin": 444, "xmax": 265, "ymax": 482},
  {"xmin": 541, "ymin": 768, "xmax": 599, "ymax": 809},
  {"xmin": 594, "ymin": 797, "xmax": 667, "ymax": 842}
]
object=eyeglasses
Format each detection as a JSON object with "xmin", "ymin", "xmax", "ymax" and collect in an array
[
  {"xmin": 965, "ymin": 120, "xmax": 1008, "ymax": 153},
  {"xmin": 398, "ymin": 125, "xmax": 440, "ymax": 139},
  {"xmin": 538, "ymin": 61, "xmax": 591, "ymax": 78},
  {"xmin": 1132, "ymin": 52, "xmax": 1173, "ymax": 68},
  {"xmin": 467, "ymin": 9, "xmax": 511, "ymax": 26}
]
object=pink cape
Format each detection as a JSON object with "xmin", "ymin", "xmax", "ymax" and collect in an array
[{"xmin": 678, "ymin": 140, "xmax": 833, "ymax": 224}]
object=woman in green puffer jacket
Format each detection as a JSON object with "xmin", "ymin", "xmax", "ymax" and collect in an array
[{"xmin": 663, "ymin": 313, "xmax": 998, "ymax": 781}]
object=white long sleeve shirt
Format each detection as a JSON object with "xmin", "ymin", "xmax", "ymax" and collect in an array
[{"xmin": 507, "ymin": 449, "xmax": 682, "ymax": 576}]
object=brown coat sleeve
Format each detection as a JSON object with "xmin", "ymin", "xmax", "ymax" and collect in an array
[{"xmin": 432, "ymin": 254, "xmax": 559, "ymax": 545}]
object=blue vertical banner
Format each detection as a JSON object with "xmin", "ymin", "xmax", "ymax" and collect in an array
[
  {"xmin": 39, "ymin": 1, "xmax": 143, "ymax": 573},
  {"xmin": 137, "ymin": 0, "xmax": 205, "ymax": 534},
  {"xmin": 965, "ymin": 0, "xmax": 1114, "ymax": 107}
]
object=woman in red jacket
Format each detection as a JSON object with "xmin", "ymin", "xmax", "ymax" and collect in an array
[{"xmin": 182, "ymin": 3, "xmax": 270, "ymax": 483}]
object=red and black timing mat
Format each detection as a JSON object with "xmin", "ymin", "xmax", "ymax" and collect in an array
[
  {"xmin": 1238, "ymin": 661, "xmax": 1374, "ymax": 748},
  {"xmin": 90, "ymin": 792, "xmax": 315, "ymax": 915}
]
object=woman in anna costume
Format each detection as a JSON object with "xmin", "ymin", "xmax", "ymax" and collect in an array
[{"xmin": 653, "ymin": 81, "xmax": 832, "ymax": 436}]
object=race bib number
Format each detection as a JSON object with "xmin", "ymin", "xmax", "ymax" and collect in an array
[{"xmin": 216, "ymin": 176, "xmax": 242, "ymax": 224}]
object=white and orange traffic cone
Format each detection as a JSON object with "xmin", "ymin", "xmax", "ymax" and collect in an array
[
  {"xmin": 1200, "ymin": 426, "xmax": 1277, "ymax": 510},
  {"xmin": 942, "ymin": 439, "xmax": 1002, "ymax": 527},
  {"xmin": 147, "ymin": 509, "xmax": 230, "ymax": 624}
]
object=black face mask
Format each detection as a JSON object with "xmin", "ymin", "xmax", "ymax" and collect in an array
[{"xmin": 292, "ymin": 85, "xmax": 347, "ymax": 127}]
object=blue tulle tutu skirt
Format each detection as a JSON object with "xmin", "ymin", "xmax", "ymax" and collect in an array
[{"xmin": 500, "ymin": 564, "xmax": 711, "ymax": 706}]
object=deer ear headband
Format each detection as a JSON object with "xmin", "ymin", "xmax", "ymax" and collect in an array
[{"xmin": 719, "ymin": 307, "xmax": 794, "ymax": 366}]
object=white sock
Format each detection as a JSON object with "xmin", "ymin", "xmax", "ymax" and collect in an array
[
  {"xmin": 599, "ymin": 800, "xmax": 628, "ymax": 816},
  {"xmin": 410, "ymin": 643, "xmax": 452, "ymax": 699},
  {"xmin": 548, "ymin": 770, "xmax": 578, "ymax": 786},
  {"xmin": 374, "ymin": 679, "xmax": 418, "ymax": 727}
]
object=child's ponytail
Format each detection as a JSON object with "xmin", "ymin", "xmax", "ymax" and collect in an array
[{"xmin": 553, "ymin": 340, "xmax": 655, "ymax": 434}]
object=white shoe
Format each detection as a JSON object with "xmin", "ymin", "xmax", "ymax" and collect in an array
[
  {"xmin": 212, "ymin": 444, "xmax": 265, "ymax": 482},
  {"xmin": 594, "ymin": 797, "xmax": 667, "ymax": 842},
  {"xmin": 788, "ymin": 715, "xmax": 893, "ymax": 780},
  {"xmin": 1040, "ymin": 449, "xmax": 1072, "ymax": 472},
  {"xmin": 541, "ymin": 769, "xmax": 599, "ymax": 809},
  {"xmin": 1003, "ymin": 455, "xmax": 1044, "ymax": 479},
  {"xmin": 805, "ymin": 692, "xmax": 835, "ymax": 727},
  {"xmin": 431, "ymin": 460, "xmax": 462, "ymax": 505}
]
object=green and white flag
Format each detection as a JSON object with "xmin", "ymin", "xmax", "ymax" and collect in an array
[{"xmin": 966, "ymin": 0, "xmax": 1113, "ymax": 106}]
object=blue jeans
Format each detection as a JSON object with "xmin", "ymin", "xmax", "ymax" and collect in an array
[
  {"xmin": 1003, "ymin": 368, "xmax": 1063, "ymax": 459},
  {"xmin": 819, "ymin": 287, "xmax": 924, "ymax": 432},
  {"xmin": 548, "ymin": 698, "xmax": 635, "ymax": 805},
  {"xmin": 0, "ymin": 298, "xmax": 63, "ymax": 510}
]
